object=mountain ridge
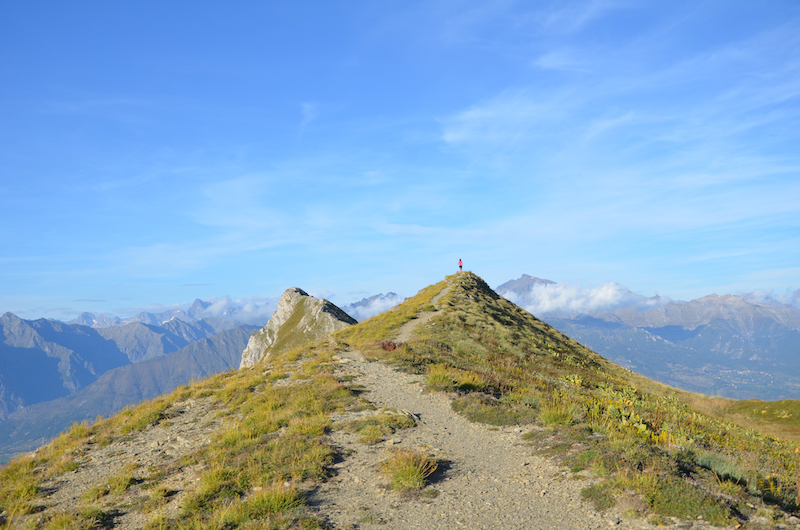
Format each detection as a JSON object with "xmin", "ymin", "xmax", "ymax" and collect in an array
[{"xmin": 3, "ymin": 273, "xmax": 800, "ymax": 528}]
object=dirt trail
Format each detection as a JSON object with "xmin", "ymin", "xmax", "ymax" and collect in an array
[
  {"xmin": 394, "ymin": 281, "xmax": 451, "ymax": 343},
  {"xmin": 309, "ymin": 281, "xmax": 676, "ymax": 529}
]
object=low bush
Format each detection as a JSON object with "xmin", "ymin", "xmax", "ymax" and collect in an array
[
  {"xmin": 539, "ymin": 395, "xmax": 580, "ymax": 427},
  {"xmin": 337, "ymin": 412, "xmax": 416, "ymax": 444},
  {"xmin": 380, "ymin": 448, "xmax": 438, "ymax": 491}
]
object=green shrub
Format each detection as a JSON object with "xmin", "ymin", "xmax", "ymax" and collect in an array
[
  {"xmin": 338, "ymin": 412, "xmax": 416, "ymax": 444},
  {"xmin": 381, "ymin": 449, "xmax": 438, "ymax": 491},
  {"xmin": 427, "ymin": 364, "xmax": 455, "ymax": 391},
  {"xmin": 240, "ymin": 485, "xmax": 304, "ymax": 517},
  {"xmin": 539, "ymin": 396, "xmax": 579, "ymax": 427}
]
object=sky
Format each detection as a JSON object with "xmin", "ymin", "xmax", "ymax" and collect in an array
[{"xmin": 2, "ymin": 0, "xmax": 800, "ymax": 321}]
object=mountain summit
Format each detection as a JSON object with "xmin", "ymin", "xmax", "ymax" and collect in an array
[{"xmin": 239, "ymin": 287, "xmax": 356, "ymax": 368}]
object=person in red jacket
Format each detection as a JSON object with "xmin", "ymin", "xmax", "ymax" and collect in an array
[{"xmin": 458, "ymin": 259, "xmax": 463, "ymax": 272}]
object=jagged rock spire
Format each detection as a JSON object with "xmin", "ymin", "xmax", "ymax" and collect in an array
[{"xmin": 239, "ymin": 288, "xmax": 356, "ymax": 368}]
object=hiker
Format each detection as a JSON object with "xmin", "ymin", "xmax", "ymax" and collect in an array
[{"xmin": 458, "ymin": 259, "xmax": 463, "ymax": 272}]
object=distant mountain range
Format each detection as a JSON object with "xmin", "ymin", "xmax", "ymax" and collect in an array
[
  {"xmin": 67, "ymin": 298, "xmax": 258, "ymax": 332},
  {"xmin": 0, "ymin": 293, "xmax": 400, "ymax": 461},
  {"xmin": 67, "ymin": 293, "xmax": 401, "ymax": 329},
  {"xmin": 0, "ymin": 324, "xmax": 258, "ymax": 461},
  {"xmin": 0, "ymin": 310, "xmax": 230, "ymax": 420},
  {"xmin": 497, "ymin": 274, "xmax": 800, "ymax": 400},
  {"xmin": 0, "ymin": 305, "xmax": 264, "ymax": 460}
]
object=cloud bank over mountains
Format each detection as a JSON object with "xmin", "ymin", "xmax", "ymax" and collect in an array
[
  {"xmin": 73, "ymin": 295, "xmax": 280, "ymax": 328},
  {"xmin": 197, "ymin": 296, "xmax": 278, "ymax": 325},
  {"xmin": 67, "ymin": 291, "xmax": 403, "ymax": 329},
  {"xmin": 58, "ymin": 278, "xmax": 800, "ymax": 330},
  {"xmin": 742, "ymin": 290, "xmax": 800, "ymax": 311},
  {"xmin": 497, "ymin": 275, "xmax": 668, "ymax": 316},
  {"xmin": 497, "ymin": 274, "xmax": 800, "ymax": 318},
  {"xmin": 340, "ymin": 293, "xmax": 401, "ymax": 322}
]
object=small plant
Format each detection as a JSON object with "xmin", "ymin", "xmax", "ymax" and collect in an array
[
  {"xmin": 119, "ymin": 399, "xmax": 170, "ymax": 434},
  {"xmin": 143, "ymin": 515, "xmax": 168, "ymax": 530},
  {"xmin": 451, "ymin": 394, "xmax": 537, "ymax": 426},
  {"xmin": 45, "ymin": 513, "xmax": 81, "ymax": 529},
  {"xmin": 239, "ymin": 484, "xmax": 304, "ymax": 517},
  {"xmin": 83, "ymin": 472, "xmax": 136, "ymax": 503},
  {"xmin": 49, "ymin": 455, "xmax": 81, "ymax": 476},
  {"xmin": 287, "ymin": 415, "xmax": 331, "ymax": 436},
  {"xmin": 108, "ymin": 474, "xmax": 136, "ymax": 495},
  {"xmin": 380, "ymin": 448, "xmax": 438, "ymax": 491},
  {"xmin": 79, "ymin": 506, "xmax": 111, "ymax": 527},
  {"xmin": 338, "ymin": 412, "xmax": 416, "ymax": 444},
  {"xmin": 454, "ymin": 370, "xmax": 486, "ymax": 391},
  {"xmin": 142, "ymin": 485, "xmax": 175, "ymax": 512},
  {"xmin": 539, "ymin": 396, "xmax": 579, "ymax": 427},
  {"xmin": 0, "ymin": 457, "xmax": 40, "ymax": 517},
  {"xmin": 83, "ymin": 484, "xmax": 109, "ymax": 503},
  {"xmin": 357, "ymin": 424, "xmax": 385, "ymax": 444},
  {"xmin": 426, "ymin": 364, "xmax": 455, "ymax": 391},
  {"xmin": 581, "ymin": 482, "xmax": 616, "ymax": 510}
]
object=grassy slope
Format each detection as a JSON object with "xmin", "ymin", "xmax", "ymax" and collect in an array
[
  {"xmin": 338, "ymin": 272, "xmax": 800, "ymax": 525},
  {"xmin": 0, "ymin": 339, "xmax": 355, "ymax": 529},
  {"xmin": 0, "ymin": 325, "xmax": 259, "ymax": 463},
  {"xmin": 4, "ymin": 272, "xmax": 800, "ymax": 528}
]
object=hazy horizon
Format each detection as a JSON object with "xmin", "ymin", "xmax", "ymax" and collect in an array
[{"xmin": 9, "ymin": 273, "xmax": 800, "ymax": 325}]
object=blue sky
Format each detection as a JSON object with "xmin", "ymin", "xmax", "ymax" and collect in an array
[{"xmin": 2, "ymin": 1, "xmax": 799, "ymax": 320}]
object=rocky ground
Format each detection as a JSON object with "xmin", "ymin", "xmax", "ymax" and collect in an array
[
  {"xmin": 308, "ymin": 348, "xmax": 674, "ymax": 530},
  {"xmin": 28, "ymin": 397, "xmax": 224, "ymax": 529}
]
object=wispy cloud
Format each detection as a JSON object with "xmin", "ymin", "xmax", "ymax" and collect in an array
[
  {"xmin": 300, "ymin": 102, "xmax": 320, "ymax": 131},
  {"xmin": 535, "ymin": 0, "xmax": 629, "ymax": 34},
  {"xmin": 533, "ymin": 49, "xmax": 593, "ymax": 72},
  {"xmin": 4, "ymin": 1, "xmax": 799, "ymax": 317}
]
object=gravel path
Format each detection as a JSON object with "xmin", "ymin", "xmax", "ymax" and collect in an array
[
  {"xmin": 19, "ymin": 279, "xmax": 703, "ymax": 529},
  {"xmin": 309, "ymin": 353, "xmax": 678, "ymax": 528},
  {"xmin": 307, "ymin": 282, "xmax": 691, "ymax": 528}
]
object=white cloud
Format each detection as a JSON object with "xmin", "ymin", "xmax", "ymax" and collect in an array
[
  {"xmin": 341, "ymin": 293, "xmax": 402, "ymax": 322},
  {"xmin": 113, "ymin": 295, "xmax": 279, "ymax": 327},
  {"xmin": 196, "ymin": 295, "xmax": 278, "ymax": 325},
  {"xmin": 742, "ymin": 289, "xmax": 800, "ymax": 310},
  {"xmin": 502, "ymin": 280, "xmax": 664, "ymax": 315},
  {"xmin": 441, "ymin": 89, "xmax": 562, "ymax": 146}
]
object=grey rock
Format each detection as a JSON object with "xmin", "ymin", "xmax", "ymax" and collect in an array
[{"xmin": 240, "ymin": 288, "xmax": 356, "ymax": 368}]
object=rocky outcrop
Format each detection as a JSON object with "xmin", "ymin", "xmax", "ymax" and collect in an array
[{"xmin": 239, "ymin": 288, "xmax": 356, "ymax": 368}]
